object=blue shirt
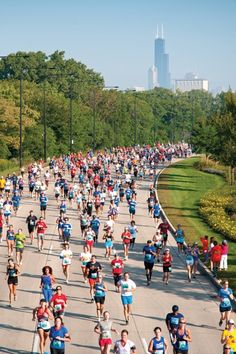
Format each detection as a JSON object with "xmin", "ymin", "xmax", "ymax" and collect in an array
[
  {"xmin": 143, "ymin": 245, "xmax": 156, "ymax": 263},
  {"xmin": 129, "ymin": 201, "xmax": 136, "ymax": 211},
  {"xmin": 62, "ymin": 223, "xmax": 72, "ymax": 236},
  {"xmin": 153, "ymin": 204, "xmax": 161, "ymax": 217},
  {"xmin": 90, "ymin": 219, "xmax": 100, "ymax": 232},
  {"xmin": 219, "ymin": 288, "xmax": 233, "ymax": 308},
  {"xmin": 50, "ymin": 326, "xmax": 68, "ymax": 350},
  {"xmin": 40, "ymin": 196, "xmax": 48, "ymax": 206},
  {"xmin": 12, "ymin": 195, "xmax": 21, "ymax": 206}
]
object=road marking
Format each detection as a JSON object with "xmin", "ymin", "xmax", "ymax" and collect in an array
[
  {"xmin": 141, "ymin": 338, "xmax": 149, "ymax": 354},
  {"xmin": 49, "ymin": 243, "xmax": 53, "ymax": 254},
  {"xmin": 32, "ymin": 332, "xmax": 39, "ymax": 354}
]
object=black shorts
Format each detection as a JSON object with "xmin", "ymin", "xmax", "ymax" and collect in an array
[
  {"xmin": 162, "ymin": 234, "xmax": 168, "ymax": 241},
  {"xmin": 8, "ymin": 277, "xmax": 18, "ymax": 285},
  {"xmin": 220, "ymin": 305, "xmax": 232, "ymax": 313},
  {"xmin": 113, "ymin": 274, "xmax": 122, "ymax": 286},
  {"xmin": 40, "ymin": 205, "xmax": 47, "ymax": 211},
  {"xmin": 144, "ymin": 261, "xmax": 154, "ymax": 270},
  {"xmin": 50, "ymin": 348, "xmax": 65, "ymax": 354},
  {"xmin": 94, "ymin": 296, "xmax": 105, "ymax": 304},
  {"xmin": 163, "ymin": 265, "xmax": 172, "ymax": 273},
  {"xmin": 28, "ymin": 226, "xmax": 35, "ymax": 233}
]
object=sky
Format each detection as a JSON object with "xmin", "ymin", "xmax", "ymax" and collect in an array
[{"xmin": 1, "ymin": 0, "xmax": 236, "ymax": 91}]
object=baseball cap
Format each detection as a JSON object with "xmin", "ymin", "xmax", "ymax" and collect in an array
[
  {"xmin": 147, "ymin": 240, "xmax": 152, "ymax": 243},
  {"xmin": 228, "ymin": 319, "xmax": 235, "ymax": 325}
]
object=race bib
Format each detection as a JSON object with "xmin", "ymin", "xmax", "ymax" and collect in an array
[
  {"xmin": 63, "ymin": 258, "xmax": 70, "ymax": 265},
  {"xmin": 122, "ymin": 283, "xmax": 129, "ymax": 289},
  {"xmin": 145, "ymin": 254, "xmax": 152, "ymax": 261},
  {"xmin": 53, "ymin": 340, "xmax": 62, "ymax": 348},
  {"xmin": 170, "ymin": 317, "xmax": 179, "ymax": 325},
  {"xmin": 222, "ymin": 298, "xmax": 231, "ymax": 307},
  {"xmin": 39, "ymin": 321, "xmax": 50, "ymax": 330},
  {"xmin": 95, "ymin": 290, "xmax": 103, "ymax": 296},
  {"xmin": 54, "ymin": 304, "xmax": 62, "ymax": 311},
  {"xmin": 178, "ymin": 341, "xmax": 187, "ymax": 349},
  {"xmin": 114, "ymin": 263, "xmax": 121, "ymax": 269},
  {"xmin": 16, "ymin": 240, "xmax": 22, "ymax": 247},
  {"xmin": 91, "ymin": 272, "xmax": 97, "ymax": 279},
  {"xmin": 102, "ymin": 330, "xmax": 111, "ymax": 339}
]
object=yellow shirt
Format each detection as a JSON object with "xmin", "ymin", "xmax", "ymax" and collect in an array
[
  {"xmin": 222, "ymin": 328, "xmax": 236, "ymax": 351},
  {"xmin": 0, "ymin": 179, "xmax": 5, "ymax": 189}
]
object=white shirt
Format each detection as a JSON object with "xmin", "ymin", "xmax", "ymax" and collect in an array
[
  {"xmin": 118, "ymin": 279, "xmax": 136, "ymax": 297},
  {"xmin": 114, "ymin": 339, "xmax": 136, "ymax": 354}
]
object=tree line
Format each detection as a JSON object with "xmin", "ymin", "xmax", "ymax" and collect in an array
[{"xmin": 0, "ymin": 51, "xmax": 234, "ymax": 164}]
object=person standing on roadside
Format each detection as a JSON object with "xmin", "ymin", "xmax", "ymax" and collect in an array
[{"xmin": 211, "ymin": 240, "xmax": 222, "ymax": 278}]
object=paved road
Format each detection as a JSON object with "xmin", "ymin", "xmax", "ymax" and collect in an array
[{"xmin": 0, "ymin": 162, "xmax": 234, "ymax": 353}]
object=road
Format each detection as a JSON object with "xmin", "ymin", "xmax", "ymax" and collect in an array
[{"xmin": 0, "ymin": 162, "xmax": 234, "ymax": 353}]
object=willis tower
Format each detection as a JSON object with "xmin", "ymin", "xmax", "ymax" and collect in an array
[{"xmin": 154, "ymin": 25, "xmax": 171, "ymax": 89}]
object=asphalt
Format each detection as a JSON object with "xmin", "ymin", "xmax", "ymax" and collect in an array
[{"xmin": 0, "ymin": 162, "xmax": 234, "ymax": 354}]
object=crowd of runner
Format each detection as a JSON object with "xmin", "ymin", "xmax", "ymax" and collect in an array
[{"xmin": 0, "ymin": 142, "xmax": 235, "ymax": 354}]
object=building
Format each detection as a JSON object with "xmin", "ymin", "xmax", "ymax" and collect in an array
[
  {"xmin": 154, "ymin": 25, "xmax": 171, "ymax": 89},
  {"xmin": 148, "ymin": 65, "xmax": 158, "ymax": 90},
  {"xmin": 175, "ymin": 73, "xmax": 209, "ymax": 92}
]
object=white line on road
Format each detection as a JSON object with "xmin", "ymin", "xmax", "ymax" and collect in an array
[
  {"xmin": 49, "ymin": 243, "xmax": 53, "ymax": 254},
  {"xmin": 141, "ymin": 337, "xmax": 149, "ymax": 354},
  {"xmin": 32, "ymin": 332, "xmax": 39, "ymax": 354}
]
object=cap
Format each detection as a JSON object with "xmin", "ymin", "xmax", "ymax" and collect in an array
[
  {"xmin": 172, "ymin": 305, "xmax": 179, "ymax": 312},
  {"xmin": 147, "ymin": 240, "xmax": 152, "ymax": 243},
  {"xmin": 228, "ymin": 319, "xmax": 235, "ymax": 325}
]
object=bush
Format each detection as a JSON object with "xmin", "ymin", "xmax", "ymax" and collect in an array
[
  {"xmin": 199, "ymin": 189, "xmax": 236, "ymax": 242},
  {"xmin": 0, "ymin": 159, "xmax": 18, "ymax": 173}
]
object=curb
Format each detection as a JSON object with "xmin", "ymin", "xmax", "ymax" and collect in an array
[{"xmin": 154, "ymin": 158, "xmax": 236, "ymax": 311}]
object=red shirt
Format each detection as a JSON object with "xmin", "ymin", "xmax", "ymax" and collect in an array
[
  {"xmin": 163, "ymin": 254, "xmax": 173, "ymax": 267},
  {"xmin": 36, "ymin": 221, "xmax": 47, "ymax": 234},
  {"xmin": 111, "ymin": 259, "xmax": 123, "ymax": 275},
  {"xmin": 200, "ymin": 237, "xmax": 208, "ymax": 252},
  {"xmin": 211, "ymin": 245, "xmax": 222, "ymax": 262},
  {"xmin": 158, "ymin": 223, "xmax": 170, "ymax": 235},
  {"xmin": 50, "ymin": 293, "xmax": 67, "ymax": 311},
  {"xmin": 122, "ymin": 231, "xmax": 131, "ymax": 244}
]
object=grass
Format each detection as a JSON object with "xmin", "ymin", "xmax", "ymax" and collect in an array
[{"xmin": 158, "ymin": 157, "xmax": 236, "ymax": 291}]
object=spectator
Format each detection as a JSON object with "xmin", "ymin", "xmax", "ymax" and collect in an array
[
  {"xmin": 210, "ymin": 241, "xmax": 222, "ymax": 278},
  {"xmin": 200, "ymin": 235, "xmax": 209, "ymax": 263},
  {"xmin": 219, "ymin": 240, "xmax": 229, "ymax": 271}
]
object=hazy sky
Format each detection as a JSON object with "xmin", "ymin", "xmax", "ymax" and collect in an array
[{"xmin": 1, "ymin": 0, "xmax": 236, "ymax": 91}]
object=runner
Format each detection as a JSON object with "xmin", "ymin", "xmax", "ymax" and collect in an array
[
  {"xmin": 0, "ymin": 210, "xmax": 3, "ymax": 242},
  {"xmin": 5, "ymin": 258, "xmax": 20, "ymax": 307},
  {"xmin": 3, "ymin": 197, "xmax": 13, "ymax": 225},
  {"xmin": 15, "ymin": 228, "xmax": 26, "ymax": 265},
  {"xmin": 148, "ymin": 326, "xmax": 168, "ymax": 354},
  {"xmin": 221, "ymin": 319, "xmax": 236, "ymax": 354},
  {"xmin": 6, "ymin": 224, "xmax": 15, "ymax": 257},
  {"xmin": 61, "ymin": 217, "xmax": 72, "ymax": 243},
  {"xmin": 158, "ymin": 219, "xmax": 170, "ymax": 248},
  {"xmin": 39, "ymin": 191, "xmax": 48, "ymax": 219},
  {"xmin": 40, "ymin": 266, "xmax": 56, "ymax": 303},
  {"xmin": 111, "ymin": 253, "xmax": 124, "ymax": 292},
  {"xmin": 36, "ymin": 216, "xmax": 47, "ymax": 252},
  {"xmin": 143, "ymin": 240, "xmax": 156, "ymax": 286},
  {"xmin": 79, "ymin": 245, "xmax": 92, "ymax": 282},
  {"xmin": 185, "ymin": 244, "xmax": 194, "ymax": 282},
  {"xmin": 103, "ymin": 228, "xmax": 114, "ymax": 260},
  {"xmin": 49, "ymin": 316, "xmax": 71, "ymax": 354},
  {"xmin": 172, "ymin": 318, "xmax": 192, "ymax": 354},
  {"xmin": 162, "ymin": 248, "xmax": 173, "ymax": 285},
  {"xmin": 153, "ymin": 200, "xmax": 161, "ymax": 226},
  {"xmin": 175, "ymin": 224, "xmax": 185, "ymax": 254},
  {"xmin": 114, "ymin": 329, "xmax": 137, "ymax": 354},
  {"xmin": 128, "ymin": 197, "xmax": 136, "ymax": 221},
  {"xmin": 12, "ymin": 191, "xmax": 21, "ymax": 216},
  {"xmin": 26, "ymin": 210, "xmax": 37, "ymax": 244},
  {"xmin": 152, "ymin": 229, "xmax": 163, "ymax": 262},
  {"xmin": 192, "ymin": 242, "xmax": 200, "ymax": 278},
  {"xmin": 128, "ymin": 220, "xmax": 138, "ymax": 250},
  {"xmin": 121, "ymin": 227, "xmax": 132, "ymax": 261},
  {"xmin": 94, "ymin": 274, "xmax": 108, "ymax": 321},
  {"xmin": 165, "ymin": 305, "xmax": 184, "ymax": 338},
  {"xmin": 84, "ymin": 226, "xmax": 95, "ymax": 253},
  {"xmin": 50, "ymin": 286, "xmax": 68, "ymax": 318},
  {"xmin": 32, "ymin": 298, "xmax": 53, "ymax": 354},
  {"xmin": 90, "ymin": 215, "xmax": 101, "ymax": 243},
  {"xmin": 60, "ymin": 242, "xmax": 73, "ymax": 284},
  {"xmin": 86, "ymin": 255, "xmax": 102, "ymax": 302},
  {"xmin": 218, "ymin": 280, "xmax": 234, "ymax": 328},
  {"xmin": 117, "ymin": 272, "xmax": 136, "ymax": 324},
  {"xmin": 94, "ymin": 311, "xmax": 119, "ymax": 354}
]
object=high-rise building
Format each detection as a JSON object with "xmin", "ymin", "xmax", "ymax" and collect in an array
[
  {"xmin": 175, "ymin": 73, "xmax": 209, "ymax": 92},
  {"xmin": 148, "ymin": 65, "xmax": 158, "ymax": 90},
  {"xmin": 154, "ymin": 25, "xmax": 171, "ymax": 89}
]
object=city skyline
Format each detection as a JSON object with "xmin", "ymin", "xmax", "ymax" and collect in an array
[{"xmin": 1, "ymin": 0, "xmax": 236, "ymax": 91}]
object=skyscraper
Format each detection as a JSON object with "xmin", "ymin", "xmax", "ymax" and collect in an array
[
  {"xmin": 148, "ymin": 65, "xmax": 158, "ymax": 90},
  {"xmin": 154, "ymin": 25, "xmax": 171, "ymax": 89}
]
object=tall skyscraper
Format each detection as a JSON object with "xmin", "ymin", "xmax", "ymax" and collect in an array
[{"xmin": 154, "ymin": 25, "xmax": 171, "ymax": 89}]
